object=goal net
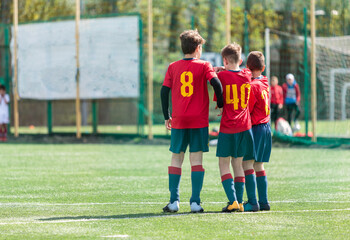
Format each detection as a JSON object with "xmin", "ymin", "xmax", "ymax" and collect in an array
[{"xmin": 267, "ymin": 29, "xmax": 350, "ymax": 140}]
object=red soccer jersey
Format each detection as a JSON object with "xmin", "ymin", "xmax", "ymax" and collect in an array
[
  {"xmin": 215, "ymin": 69, "xmax": 252, "ymax": 134},
  {"xmin": 163, "ymin": 58, "xmax": 217, "ymax": 129},
  {"xmin": 270, "ymin": 85, "xmax": 283, "ymax": 105},
  {"xmin": 249, "ymin": 76, "xmax": 270, "ymax": 125}
]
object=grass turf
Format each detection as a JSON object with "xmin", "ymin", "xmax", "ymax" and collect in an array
[{"xmin": 0, "ymin": 144, "xmax": 349, "ymax": 239}]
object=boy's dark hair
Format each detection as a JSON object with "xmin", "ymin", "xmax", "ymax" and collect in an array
[
  {"xmin": 247, "ymin": 51, "xmax": 265, "ymax": 71},
  {"xmin": 179, "ymin": 30, "xmax": 205, "ymax": 54},
  {"xmin": 221, "ymin": 43, "xmax": 241, "ymax": 64},
  {"xmin": 0, "ymin": 84, "xmax": 5, "ymax": 91}
]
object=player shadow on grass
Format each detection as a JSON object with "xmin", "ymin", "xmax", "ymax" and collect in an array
[{"xmin": 38, "ymin": 211, "xmax": 223, "ymax": 221}]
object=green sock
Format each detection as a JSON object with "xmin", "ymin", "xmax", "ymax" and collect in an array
[
  {"xmin": 256, "ymin": 170, "xmax": 268, "ymax": 204},
  {"xmin": 190, "ymin": 165, "xmax": 205, "ymax": 204},
  {"xmin": 234, "ymin": 177, "xmax": 245, "ymax": 204},
  {"xmin": 168, "ymin": 166, "xmax": 181, "ymax": 203},
  {"xmin": 221, "ymin": 173, "xmax": 237, "ymax": 204},
  {"xmin": 244, "ymin": 169, "xmax": 257, "ymax": 205}
]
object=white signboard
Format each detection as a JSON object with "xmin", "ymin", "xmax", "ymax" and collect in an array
[{"xmin": 11, "ymin": 16, "xmax": 140, "ymax": 100}]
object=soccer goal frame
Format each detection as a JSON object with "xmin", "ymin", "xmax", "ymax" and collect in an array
[{"xmin": 329, "ymin": 68, "xmax": 350, "ymax": 120}]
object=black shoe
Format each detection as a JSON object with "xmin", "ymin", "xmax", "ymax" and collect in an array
[
  {"xmin": 259, "ymin": 202, "xmax": 270, "ymax": 211},
  {"xmin": 243, "ymin": 201, "xmax": 260, "ymax": 212}
]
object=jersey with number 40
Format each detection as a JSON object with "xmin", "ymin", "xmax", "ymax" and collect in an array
[
  {"xmin": 162, "ymin": 59, "xmax": 217, "ymax": 129},
  {"xmin": 215, "ymin": 69, "xmax": 252, "ymax": 134},
  {"xmin": 249, "ymin": 76, "xmax": 270, "ymax": 125}
]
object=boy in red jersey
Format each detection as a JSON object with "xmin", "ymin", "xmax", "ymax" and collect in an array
[
  {"xmin": 270, "ymin": 76, "xmax": 283, "ymax": 129},
  {"xmin": 160, "ymin": 30, "xmax": 223, "ymax": 213},
  {"xmin": 243, "ymin": 51, "xmax": 272, "ymax": 212},
  {"xmin": 215, "ymin": 43, "xmax": 255, "ymax": 212}
]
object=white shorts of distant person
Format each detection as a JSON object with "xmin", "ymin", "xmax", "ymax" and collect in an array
[{"xmin": 0, "ymin": 111, "xmax": 9, "ymax": 124}]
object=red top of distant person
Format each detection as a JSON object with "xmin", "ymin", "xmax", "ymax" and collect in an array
[{"xmin": 270, "ymin": 84, "xmax": 283, "ymax": 105}]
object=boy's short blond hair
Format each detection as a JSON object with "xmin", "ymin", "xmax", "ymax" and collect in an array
[
  {"xmin": 179, "ymin": 30, "xmax": 206, "ymax": 54},
  {"xmin": 221, "ymin": 43, "xmax": 242, "ymax": 64}
]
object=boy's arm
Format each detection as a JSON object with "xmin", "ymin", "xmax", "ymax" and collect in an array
[
  {"xmin": 277, "ymin": 86, "xmax": 284, "ymax": 107},
  {"xmin": 210, "ymin": 77, "xmax": 223, "ymax": 108},
  {"xmin": 160, "ymin": 86, "xmax": 171, "ymax": 130},
  {"xmin": 204, "ymin": 62, "xmax": 223, "ymax": 108},
  {"xmin": 160, "ymin": 86, "xmax": 170, "ymax": 120},
  {"xmin": 161, "ymin": 65, "xmax": 172, "ymax": 130},
  {"xmin": 282, "ymin": 84, "xmax": 287, "ymax": 104},
  {"xmin": 5, "ymin": 94, "xmax": 10, "ymax": 104},
  {"xmin": 295, "ymin": 84, "xmax": 301, "ymax": 104}
]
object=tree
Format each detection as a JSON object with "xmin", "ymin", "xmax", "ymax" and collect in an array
[
  {"xmin": 205, "ymin": 0, "xmax": 216, "ymax": 52},
  {"xmin": 0, "ymin": 0, "xmax": 11, "ymax": 24},
  {"xmin": 168, "ymin": 0, "xmax": 182, "ymax": 53}
]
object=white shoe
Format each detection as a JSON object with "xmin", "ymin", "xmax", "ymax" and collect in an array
[
  {"xmin": 294, "ymin": 121, "xmax": 301, "ymax": 131},
  {"xmin": 190, "ymin": 202, "xmax": 204, "ymax": 213},
  {"xmin": 163, "ymin": 201, "xmax": 179, "ymax": 212}
]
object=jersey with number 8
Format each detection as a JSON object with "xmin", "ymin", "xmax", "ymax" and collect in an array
[
  {"xmin": 163, "ymin": 59, "xmax": 217, "ymax": 129},
  {"xmin": 249, "ymin": 75, "xmax": 270, "ymax": 125},
  {"xmin": 214, "ymin": 69, "xmax": 252, "ymax": 134}
]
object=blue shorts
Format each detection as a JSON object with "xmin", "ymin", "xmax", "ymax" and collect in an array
[
  {"xmin": 244, "ymin": 123, "xmax": 272, "ymax": 162},
  {"xmin": 170, "ymin": 127, "xmax": 209, "ymax": 154},
  {"xmin": 216, "ymin": 129, "xmax": 255, "ymax": 160}
]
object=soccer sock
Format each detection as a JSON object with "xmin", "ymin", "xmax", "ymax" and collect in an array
[
  {"xmin": 256, "ymin": 170, "xmax": 268, "ymax": 204},
  {"xmin": 4, "ymin": 125, "xmax": 7, "ymax": 138},
  {"xmin": 244, "ymin": 169, "xmax": 258, "ymax": 205},
  {"xmin": 221, "ymin": 173, "xmax": 237, "ymax": 205},
  {"xmin": 234, "ymin": 177, "xmax": 245, "ymax": 204},
  {"xmin": 0, "ymin": 127, "xmax": 3, "ymax": 138},
  {"xmin": 190, "ymin": 165, "xmax": 205, "ymax": 205},
  {"xmin": 168, "ymin": 166, "xmax": 181, "ymax": 203}
]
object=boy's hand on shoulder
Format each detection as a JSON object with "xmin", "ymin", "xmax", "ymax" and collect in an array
[
  {"xmin": 165, "ymin": 118, "xmax": 172, "ymax": 130},
  {"xmin": 217, "ymin": 107, "xmax": 223, "ymax": 116},
  {"xmin": 214, "ymin": 66, "xmax": 225, "ymax": 73}
]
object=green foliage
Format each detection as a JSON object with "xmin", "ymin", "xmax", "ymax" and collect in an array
[{"xmin": 1, "ymin": 0, "xmax": 349, "ymax": 83}]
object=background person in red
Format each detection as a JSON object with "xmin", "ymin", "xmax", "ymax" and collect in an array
[
  {"xmin": 283, "ymin": 73, "xmax": 301, "ymax": 130},
  {"xmin": 160, "ymin": 30, "xmax": 223, "ymax": 213},
  {"xmin": 270, "ymin": 76, "xmax": 284, "ymax": 129}
]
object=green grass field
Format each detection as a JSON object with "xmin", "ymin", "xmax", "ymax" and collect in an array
[{"xmin": 0, "ymin": 143, "xmax": 349, "ymax": 239}]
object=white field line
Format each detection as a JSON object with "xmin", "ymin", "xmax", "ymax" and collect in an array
[
  {"xmin": 101, "ymin": 235, "xmax": 129, "ymax": 238},
  {"xmin": 0, "ymin": 200, "xmax": 350, "ymax": 206},
  {"xmin": 0, "ymin": 208, "xmax": 350, "ymax": 226}
]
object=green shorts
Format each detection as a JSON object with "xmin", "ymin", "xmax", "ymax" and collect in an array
[
  {"xmin": 170, "ymin": 127, "xmax": 209, "ymax": 154},
  {"xmin": 216, "ymin": 129, "xmax": 255, "ymax": 160}
]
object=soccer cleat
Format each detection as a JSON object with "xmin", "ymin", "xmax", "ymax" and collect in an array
[
  {"xmin": 190, "ymin": 202, "xmax": 204, "ymax": 213},
  {"xmin": 163, "ymin": 201, "xmax": 179, "ymax": 213},
  {"xmin": 243, "ymin": 202, "xmax": 260, "ymax": 212},
  {"xmin": 259, "ymin": 202, "xmax": 270, "ymax": 211},
  {"xmin": 238, "ymin": 203, "xmax": 244, "ymax": 212},
  {"xmin": 222, "ymin": 201, "xmax": 240, "ymax": 212}
]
